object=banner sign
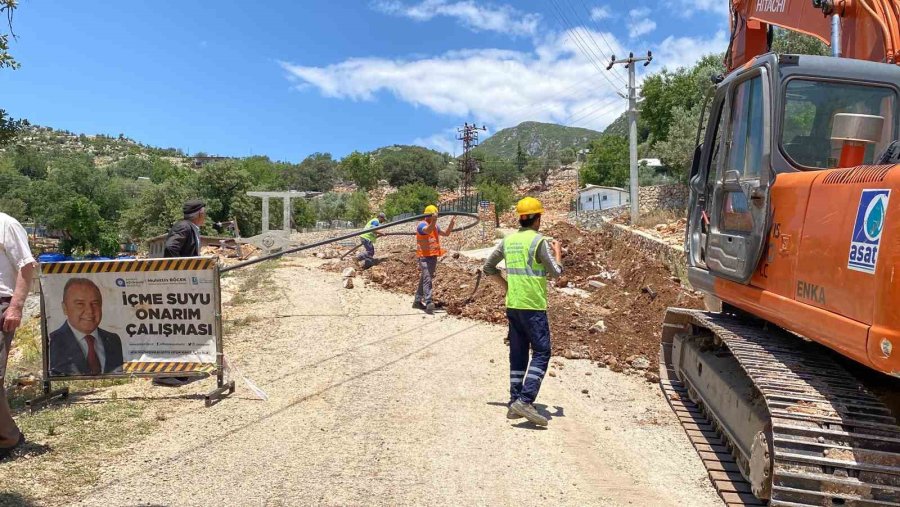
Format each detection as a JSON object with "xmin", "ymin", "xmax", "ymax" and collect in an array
[{"xmin": 39, "ymin": 258, "xmax": 221, "ymax": 379}]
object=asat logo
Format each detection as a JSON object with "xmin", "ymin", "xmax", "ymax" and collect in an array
[
  {"xmin": 115, "ymin": 278, "xmax": 126, "ymax": 288},
  {"xmin": 849, "ymin": 189, "xmax": 890, "ymax": 274},
  {"xmin": 864, "ymin": 193, "xmax": 888, "ymax": 241}
]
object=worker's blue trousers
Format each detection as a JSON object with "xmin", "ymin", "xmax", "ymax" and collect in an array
[{"xmin": 507, "ymin": 309, "xmax": 551, "ymax": 405}]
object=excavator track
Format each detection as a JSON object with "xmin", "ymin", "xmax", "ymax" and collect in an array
[{"xmin": 660, "ymin": 308, "xmax": 900, "ymax": 506}]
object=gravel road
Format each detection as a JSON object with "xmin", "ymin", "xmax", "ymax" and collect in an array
[{"xmin": 74, "ymin": 259, "xmax": 722, "ymax": 506}]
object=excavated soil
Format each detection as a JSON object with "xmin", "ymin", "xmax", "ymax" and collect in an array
[{"xmin": 325, "ymin": 222, "xmax": 704, "ymax": 377}]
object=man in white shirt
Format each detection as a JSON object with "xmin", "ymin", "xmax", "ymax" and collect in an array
[
  {"xmin": 0, "ymin": 212, "xmax": 37, "ymax": 459},
  {"xmin": 48, "ymin": 278, "xmax": 123, "ymax": 377}
]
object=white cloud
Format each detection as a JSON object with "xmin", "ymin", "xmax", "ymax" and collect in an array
[
  {"xmin": 413, "ymin": 131, "xmax": 459, "ymax": 154},
  {"xmin": 654, "ymin": 31, "xmax": 729, "ymax": 71},
  {"xmin": 627, "ymin": 8, "xmax": 657, "ymax": 38},
  {"xmin": 676, "ymin": 0, "xmax": 731, "ymax": 18},
  {"xmin": 590, "ymin": 6, "xmax": 612, "ymax": 20},
  {"xmin": 280, "ymin": 27, "xmax": 726, "ymax": 135},
  {"xmin": 372, "ymin": 0, "xmax": 541, "ymax": 37}
]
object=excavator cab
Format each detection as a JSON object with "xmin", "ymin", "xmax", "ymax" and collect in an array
[{"xmin": 686, "ymin": 54, "xmax": 899, "ymax": 291}]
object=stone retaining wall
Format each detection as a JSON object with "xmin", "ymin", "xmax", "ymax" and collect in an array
[{"xmin": 638, "ymin": 184, "xmax": 689, "ymax": 213}]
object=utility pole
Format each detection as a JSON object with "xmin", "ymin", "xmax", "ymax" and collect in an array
[
  {"xmin": 457, "ymin": 122, "xmax": 486, "ymax": 197},
  {"xmin": 607, "ymin": 51, "xmax": 652, "ymax": 224}
]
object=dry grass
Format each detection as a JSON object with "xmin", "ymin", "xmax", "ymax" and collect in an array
[
  {"xmin": 634, "ymin": 209, "xmax": 684, "ymax": 229},
  {"xmin": 228, "ymin": 260, "xmax": 278, "ymax": 306}
]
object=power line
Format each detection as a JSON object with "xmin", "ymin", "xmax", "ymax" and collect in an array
[
  {"xmin": 547, "ymin": 0, "xmax": 625, "ymax": 95},
  {"xmin": 575, "ymin": 0, "xmax": 627, "ymax": 82},
  {"xmin": 559, "ymin": 0, "xmax": 627, "ymax": 84}
]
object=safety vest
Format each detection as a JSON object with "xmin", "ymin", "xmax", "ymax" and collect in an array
[
  {"xmin": 504, "ymin": 229, "xmax": 548, "ymax": 311},
  {"xmin": 416, "ymin": 221, "xmax": 443, "ymax": 257},
  {"xmin": 361, "ymin": 217, "xmax": 379, "ymax": 243}
]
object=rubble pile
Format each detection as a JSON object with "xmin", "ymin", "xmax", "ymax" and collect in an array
[{"xmin": 324, "ymin": 221, "xmax": 704, "ymax": 378}]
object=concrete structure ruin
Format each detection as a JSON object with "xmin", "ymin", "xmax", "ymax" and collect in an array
[{"xmin": 244, "ymin": 190, "xmax": 322, "ymax": 254}]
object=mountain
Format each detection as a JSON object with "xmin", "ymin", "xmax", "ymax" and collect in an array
[{"xmin": 471, "ymin": 121, "xmax": 602, "ymax": 160}]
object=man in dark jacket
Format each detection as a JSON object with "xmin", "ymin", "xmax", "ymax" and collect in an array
[
  {"xmin": 156, "ymin": 199, "xmax": 206, "ymax": 387},
  {"xmin": 49, "ymin": 278, "xmax": 124, "ymax": 377},
  {"xmin": 164, "ymin": 199, "xmax": 206, "ymax": 258}
]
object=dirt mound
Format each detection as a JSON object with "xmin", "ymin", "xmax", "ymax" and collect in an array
[{"xmin": 325, "ymin": 221, "xmax": 703, "ymax": 376}]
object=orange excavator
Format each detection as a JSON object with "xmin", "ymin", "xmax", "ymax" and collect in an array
[{"xmin": 660, "ymin": 0, "xmax": 900, "ymax": 504}]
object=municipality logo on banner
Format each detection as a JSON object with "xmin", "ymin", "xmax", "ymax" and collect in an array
[{"xmin": 848, "ymin": 189, "xmax": 890, "ymax": 274}]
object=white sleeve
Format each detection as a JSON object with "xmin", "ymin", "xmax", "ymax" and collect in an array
[{"xmin": 4, "ymin": 219, "xmax": 36, "ymax": 269}]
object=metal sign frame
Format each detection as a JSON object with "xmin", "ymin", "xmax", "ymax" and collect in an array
[{"xmin": 28, "ymin": 257, "xmax": 234, "ymax": 409}]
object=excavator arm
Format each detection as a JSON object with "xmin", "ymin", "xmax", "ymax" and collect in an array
[{"xmin": 727, "ymin": 0, "xmax": 900, "ymax": 70}]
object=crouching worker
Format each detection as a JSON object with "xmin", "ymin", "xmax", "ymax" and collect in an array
[
  {"xmin": 356, "ymin": 212, "xmax": 386, "ymax": 269},
  {"xmin": 482, "ymin": 197, "xmax": 562, "ymax": 426}
]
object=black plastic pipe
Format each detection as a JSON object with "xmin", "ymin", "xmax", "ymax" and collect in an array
[{"xmin": 220, "ymin": 211, "xmax": 480, "ymax": 273}]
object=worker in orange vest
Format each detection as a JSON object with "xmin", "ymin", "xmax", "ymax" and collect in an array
[{"xmin": 413, "ymin": 205, "xmax": 456, "ymax": 314}]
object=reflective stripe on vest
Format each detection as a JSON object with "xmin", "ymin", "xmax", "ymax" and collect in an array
[
  {"xmin": 503, "ymin": 229, "xmax": 548, "ymax": 310},
  {"xmin": 416, "ymin": 222, "xmax": 443, "ymax": 257},
  {"xmin": 361, "ymin": 218, "xmax": 379, "ymax": 243}
]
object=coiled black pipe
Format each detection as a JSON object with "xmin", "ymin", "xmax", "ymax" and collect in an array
[{"xmin": 220, "ymin": 211, "xmax": 480, "ymax": 273}]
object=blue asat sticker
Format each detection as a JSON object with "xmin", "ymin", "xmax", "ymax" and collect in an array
[{"xmin": 848, "ymin": 189, "xmax": 890, "ymax": 274}]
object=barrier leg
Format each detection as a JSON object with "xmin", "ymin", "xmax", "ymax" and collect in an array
[{"xmin": 26, "ymin": 380, "xmax": 69, "ymax": 412}]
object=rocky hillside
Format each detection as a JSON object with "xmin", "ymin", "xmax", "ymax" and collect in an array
[
  {"xmin": 0, "ymin": 124, "xmax": 193, "ymax": 167},
  {"xmin": 472, "ymin": 121, "xmax": 601, "ymax": 159}
]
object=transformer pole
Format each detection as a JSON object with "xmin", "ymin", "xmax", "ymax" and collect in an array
[
  {"xmin": 608, "ymin": 51, "xmax": 652, "ymax": 224},
  {"xmin": 457, "ymin": 122, "xmax": 486, "ymax": 197}
]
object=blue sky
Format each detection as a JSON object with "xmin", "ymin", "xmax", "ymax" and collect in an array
[{"xmin": 1, "ymin": 1, "xmax": 728, "ymax": 162}]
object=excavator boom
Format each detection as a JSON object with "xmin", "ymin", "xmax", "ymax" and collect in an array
[{"xmin": 727, "ymin": 0, "xmax": 900, "ymax": 70}]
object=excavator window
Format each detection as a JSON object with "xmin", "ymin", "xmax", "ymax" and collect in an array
[
  {"xmin": 721, "ymin": 75, "xmax": 764, "ymax": 233},
  {"xmin": 781, "ymin": 79, "xmax": 896, "ymax": 169}
]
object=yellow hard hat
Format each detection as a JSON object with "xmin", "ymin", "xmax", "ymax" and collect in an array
[
  {"xmin": 424, "ymin": 205, "xmax": 439, "ymax": 214},
  {"xmin": 515, "ymin": 197, "xmax": 544, "ymax": 216}
]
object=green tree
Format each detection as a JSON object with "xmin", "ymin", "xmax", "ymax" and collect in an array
[
  {"xmin": 242, "ymin": 156, "xmax": 286, "ymax": 189},
  {"xmin": 560, "ymin": 147, "xmax": 576, "ymax": 166},
  {"xmin": 196, "ymin": 160, "xmax": 252, "ymax": 222},
  {"xmin": 581, "ymin": 136, "xmax": 629, "ymax": 187},
  {"xmin": 149, "ymin": 156, "xmax": 188, "ymax": 183},
  {"xmin": 108, "ymin": 155, "xmax": 152, "ymax": 179},
  {"xmin": 655, "ymin": 104, "xmax": 703, "ymax": 181},
  {"xmin": 477, "ymin": 181, "xmax": 515, "ymax": 227},
  {"xmin": 339, "ymin": 151, "xmax": 381, "ymax": 191},
  {"xmin": 312, "ymin": 192, "xmax": 349, "ymax": 222},
  {"xmin": 0, "ymin": 197, "xmax": 24, "ymax": 217},
  {"xmin": 515, "ymin": 141, "xmax": 527, "ymax": 172},
  {"xmin": 378, "ymin": 146, "xmax": 442, "ymax": 187},
  {"xmin": 292, "ymin": 198, "xmax": 317, "ymax": 229},
  {"xmin": 11, "ymin": 145, "xmax": 47, "ymax": 179},
  {"xmin": 383, "ymin": 183, "xmax": 439, "ymax": 218},
  {"xmin": 639, "ymin": 54, "xmax": 724, "ymax": 143},
  {"xmin": 345, "ymin": 191, "xmax": 372, "ymax": 224},
  {"xmin": 284, "ymin": 152, "xmax": 338, "ymax": 192},
  {"xmin": 476, "ymin": 158, "xmax": 519, "ymax": 186},
  {"xmin": 437, "ymin": 165, "xmax": 460, "ymax": 190},
  {"xmin": 119, "ymin": 179, "xmax": 193, "ymax": 241},
  {"xmin": 771, "ymin": 28, "xmax": 830, "ymax": 56},
  {"xmin": 0, "ymin": 0, "xmax": 22, "ymax": 146}
]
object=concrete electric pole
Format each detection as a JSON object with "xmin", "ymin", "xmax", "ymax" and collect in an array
[
  {"xmin": 457, "ymin": 122, "xmax": 487, "ymax": 197},
  {"xmin": 607, "ymin": 51, "xmax": 652, "ymax": 224}
]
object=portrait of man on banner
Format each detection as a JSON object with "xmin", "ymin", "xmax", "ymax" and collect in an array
[{"xmin": 48, "ymin": 278, "xmax": 124, "ymax": 376}]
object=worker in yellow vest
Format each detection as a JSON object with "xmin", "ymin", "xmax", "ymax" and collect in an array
[
  {"xmin": 482, "ymin": 197, "xmax": 562, "ymax": 426},
  {"xmin": 413, "ymin": 205, "xmax": 455, "ymax": 314},
  {"xmin": 356, "ymin": 212, "xmax": 386, "ymax": 269}
]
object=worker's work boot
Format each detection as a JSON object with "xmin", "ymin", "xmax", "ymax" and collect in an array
[
  {"xmin": 412, "ymin": 301, "xmax": 426, "ymax": 310},
  {"xmin": 507, "ymin": 404, "xmax": 523, "ymax": 419},
  {"xmin": 511, "ymin": 399, "xmax": 548, "ymax": 426},
  {"xmin": 425, "ymin": 303, "xmax": 435, "ymax": 315}
]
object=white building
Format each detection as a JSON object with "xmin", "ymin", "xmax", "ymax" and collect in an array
[{"xmin": 577, "ymin": 185, "xmax": 629, "ymax": 211}]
